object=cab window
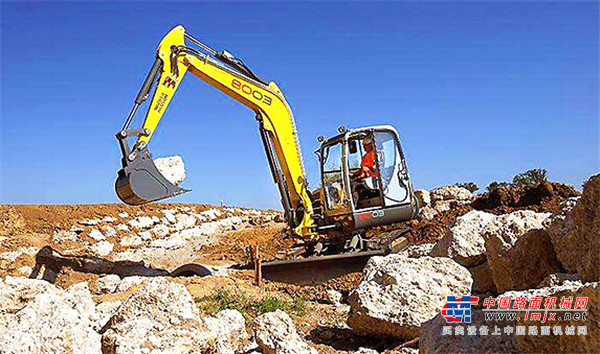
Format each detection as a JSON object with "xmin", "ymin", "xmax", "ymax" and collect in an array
[
  {"xmin": 374, "ymin": 131, "xmax": 409, "ymax": 205},
  {"xmin": 322, "ymin": 142, "xmax": 346, "ymax": 210},
  {"xmin": 347, "ymin": 138, "xmax": 363, "ymax": 174}
]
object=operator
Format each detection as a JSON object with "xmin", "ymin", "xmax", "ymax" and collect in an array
[
  {"xmin": 353, "ymin": 135, "xmax": 378, "ymax": 179},
  {"xmin": 352, "ymin": 135, "xmax": 379, "ymax": 205}
]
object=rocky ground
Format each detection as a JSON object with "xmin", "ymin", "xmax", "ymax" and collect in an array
[{"xmin": 0, "ymin": 174, "xmax": 597, "ymax": 353}]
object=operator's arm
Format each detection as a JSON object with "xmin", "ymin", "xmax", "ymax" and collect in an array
[{"xmin": 121, "ymin": 26, "xmax": 314, "ymax": 238}]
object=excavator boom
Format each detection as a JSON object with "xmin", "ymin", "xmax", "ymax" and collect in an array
[{"xmin": 115, "ymin": 26, "xmax": 315, "ymax": 237}]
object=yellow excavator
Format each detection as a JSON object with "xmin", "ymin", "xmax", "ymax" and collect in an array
[{"xmin": 115, "ymin": 25, "xmax": 418, "ymax": 248}]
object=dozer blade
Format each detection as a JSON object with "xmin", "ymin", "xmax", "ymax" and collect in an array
[{"xmin": 115, "ymin": 146, "xmax": 189, "ymax": 205}]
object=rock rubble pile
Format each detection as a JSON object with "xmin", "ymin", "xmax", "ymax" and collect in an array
[
  {"xmin": 346, "ymin": 175, "xmax": 599, "ymax": 353},
  {"xmin": 0, "ymin": 175, "xmax": 595, "ymax": 353}
]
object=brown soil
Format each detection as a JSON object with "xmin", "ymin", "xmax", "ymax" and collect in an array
[
  {"xmin": 198, "ymin": 223, "xmax": 293, "ymax": 265},
  {"xmin": 366, "ymin": 203, "xmax": 473, "ymax": 246},
  {"xmin": 471, "ymin": 181, "xmax": 580, "ymax": 214}
]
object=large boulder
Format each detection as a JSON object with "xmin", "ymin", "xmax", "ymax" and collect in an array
[
  {"xmin": 0, "ymin": 282, "xmax": 101, "ymax": 353},
  {"xmin": 347, "ymin": 254, "xmax": 472, "ymax": 339},
  {"xmin": 483, "ymin": 210, "xmax": 559, "ymax": 292},
  {"xmin": 0, "ymin": 276, "xmax": 60, "ymax": 315},
  {"xmin": 543, "ymin": 199, "xmax": 578, "ymax": 273},
  {"xmin": 419, "ymin": 309, "xmax": 518, "ymax": 353},
  {"xmin": 469, "ymin": 261, "xmax": 497, "ymax": 294},
  {"xmin": 205, "ymin": 309, "xmax": 249, "ymax": 353},
  {"xmin": 253, "ymin": 309, "xmax": 317, "ymax": 354},
  {"xmin": 545, "ymin": 175, "xmax": 599, "ymax": 282},
  {"xmin": 154, "ymin": 155, "xmax": 186, "ymax": 186},
  {"xmin": 431, "ymin": 210, "xmax": 495, "ymax": 267},
  {"xmin": 420, "ymin": 280, "xmax": 599, "ymax": 353},
  {"xmin": 101, "ymin": 277, "xmax": 213, "ymax": 353}
]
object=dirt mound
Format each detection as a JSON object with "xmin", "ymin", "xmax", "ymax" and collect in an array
[
  {"xmin": 199, "ymin": 224, "xmax": 292, "ymax": 264},
  {"xmin": 471, "ymin": 181, "xmax": 580, "ymax": 214}
]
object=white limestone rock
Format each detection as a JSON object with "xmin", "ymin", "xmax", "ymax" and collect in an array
[
  {"xmin": 91, "ymin": 240, "xmax": 114, "ymax": 257},
  {"xmin": 398, "ymin": 243, "xmax": 435, "ymax": 258},
  {"xmin": 138, "ymin": 231, "xmax": 153, "ymax": 241},
  {"xmin": 205, "ymin": 309, "xmax": 249, "ymax": 353},
  {"xmin": 430, "ymin": 185, "xmax": 472, "ymax": 201},
  {"xmin": 101, "ymin": 225, "xmax": 117, "ymax": 238},
  {"xmin": 482, "ymin": 210, "xmax": 557, "ymax": 292},
  {"xmin": 0, "ymin": 251, "xmax": 22, "ymax": 263},
  {"xmin": 174, "ymin": 214, "xmax": 197, "ymax": 231},
  {"xmin": 88, "ymin": 229, "xmax": 106, "ymax": 241},
  {"xmin": 151, "ymin": 224, "xmax": 170, "ymax": 238},
  {"xmin": 114, "ymin": 276, "xmax": 146, "ymax": 292},
  {"xmin": 93, "ymin": 301, "xmax": 122, "ymax": 332},
  {"xmin": 115, "ymin": 223, "xmax": 129, "ymax": 232},
  {"xmin": 128, "ymin": 216, "xmax": 156, "ymax": 229},
  {"xmin": 151, "ymin": 235, "xmax": 186, "ymax": 250},
  {"xmin": 0, "ymin": 282, "xmax": 101, "ymax": 353},
  {"xmin": 53, "ymin": 230, "xmax": 78, "ymax": 243},
  {"xmin": 120, "ymin": 234, "xmax": 143, "ymax": 247},
  {"xmin": 253, "ymin": 310, "xmax": 317, "ymax": 354},
  {"xmin": 80, "ymin": 218, "xmax": 101, "ymax": 226},
  {"xmin": 418, "ymin": 206, "xmax": 438, "ymax": 221},
  {"xmin": 324, "ymin": 289, "xmax": 343, "ymax": 305},
  {"xmin": 100, "ymin": 278, "xmax": 212, "ymax": 353},
  {"xmin": 0, "ymin": 276, "xmax": 61, "ymax": 315},
  {"xmin": 102, "ymin": 216, "xmax": 117, "ymax": 223},
  {"xmin": 347, "ymin": 254, "xmax": 472, "ymax": 339},
  {"xmin": 154, "ymin": 155, "xmax": 186, "ymax": 186},
  {"xmin": 430, "ymin": 210, "xmax": 495, "ymax": 267}
]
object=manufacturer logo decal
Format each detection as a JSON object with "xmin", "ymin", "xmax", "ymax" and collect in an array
[
  {"xmin": 231, "ymin": 79, "xmax": 272, "ymax": 105},
  {"xmin": 162, "ymin": 76, "xmax": 177, "ymax": 89},
  {"xmin": 442, "ymin": 296, "xmax": 479, "ymax": 323}
]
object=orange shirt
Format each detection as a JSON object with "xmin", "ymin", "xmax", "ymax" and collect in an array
[{"xmin": 361, "ymin": 150, "xmax": 377, "ymax": 177}]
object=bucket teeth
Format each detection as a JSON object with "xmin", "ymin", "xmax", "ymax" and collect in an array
[{"xmin": 115, "ymin": 147, "xmax": 189, "ymax": 205}]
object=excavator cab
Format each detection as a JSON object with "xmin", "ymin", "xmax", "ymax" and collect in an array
[{"xmin": 315, "ymin": 126, "xmax": 418, "ymax": 235}]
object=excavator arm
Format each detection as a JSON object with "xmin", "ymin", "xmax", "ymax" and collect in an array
[{"xmin": 115, "ymin": 26, "xmax": 315, "ymax": 238}]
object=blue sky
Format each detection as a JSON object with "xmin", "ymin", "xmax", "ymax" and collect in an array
[{"xmin": 1, "ymin": 1, "xmax": 598, "ymax": 208}]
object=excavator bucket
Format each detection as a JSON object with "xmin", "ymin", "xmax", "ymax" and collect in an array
[{"xmin": 115, "ymin": 146, "xmax": 189, "ymax": 205}]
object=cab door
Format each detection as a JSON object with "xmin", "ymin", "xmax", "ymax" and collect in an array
[
  {"xmin": 353, "ymin": 128, "xmax": 416, "ymax": 229},
  {"xmin": 321, "ymin": 140, "xmax": 351, "ymax": 215},
  {"xmin": 374, "ymin": 130, "xmax": 412, "ymax": 206}
]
